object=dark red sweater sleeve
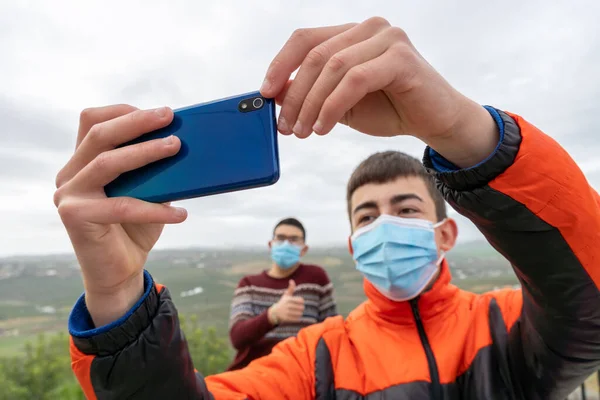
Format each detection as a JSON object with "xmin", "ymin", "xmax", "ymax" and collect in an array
[
  {"xmin": 229, "ymin": 311, "xmax": 274, "ymax": 350},
  {"xmin": 228, "ymin": 277, "xmax": 275, "ymax": 350}
]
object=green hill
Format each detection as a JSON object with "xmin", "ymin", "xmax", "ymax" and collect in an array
[{"xmin": 0, "ymin": 240, "xmax": 517, "ymax": 356}]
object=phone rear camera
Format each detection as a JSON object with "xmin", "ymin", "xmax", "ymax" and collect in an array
[
  {"xmin": 239, "ymin": 96, "xmax": 265, "ymax": 113},
  {"xmin": 252, "ymin": 97, "xmax": 264, "ymax": 109}
]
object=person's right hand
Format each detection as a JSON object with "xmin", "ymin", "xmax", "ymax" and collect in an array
[
  {"xmin": 53, "ymin": 105, "xmax": 188, "ymax": 327},
  {"xmin": 269, "ymin": 280, "xmax": 305, "ymax": 324}
]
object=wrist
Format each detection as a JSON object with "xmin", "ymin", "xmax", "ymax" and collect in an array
[
  {"xmin": 424, "ymin": 98, "xmax": 500, "ymax": 169},
  {"xmin": 84, "ymin": 272, "xmax": 145, "ymax": 327},
  {"xmin": 268, "ymin": 304, "xmax": 279, "ymax": 326}
]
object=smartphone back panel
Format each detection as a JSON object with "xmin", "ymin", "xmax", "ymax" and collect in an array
[{"xmin": 104, "ymin": 91, "xmax": 280, "ymax": 203}]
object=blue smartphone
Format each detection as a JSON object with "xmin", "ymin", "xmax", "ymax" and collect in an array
[{"xmin": 104, "ymin": 91, "xmax": 280, "ymax": 203}]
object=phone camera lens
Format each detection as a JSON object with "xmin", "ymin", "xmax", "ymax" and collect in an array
[{"xmin": 252, "ymin": 97, "xmax": 264, "ymax": 109}]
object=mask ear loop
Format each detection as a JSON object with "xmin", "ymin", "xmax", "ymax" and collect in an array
[
  {"xmin": 436, "ymin": 250, "xmax": 446, "ymax": 265},
  {"xmin": 432, "ymin": 218, "xmax": 447, "ymax": 229},
  {"xmin": 433, "ymin": 219, "xmax": 448, "ymax": 265}
]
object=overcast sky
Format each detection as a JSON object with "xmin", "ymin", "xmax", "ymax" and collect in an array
[{"xmin": 0, "ymin": 0, "xmax": 598, "ymax": 257}]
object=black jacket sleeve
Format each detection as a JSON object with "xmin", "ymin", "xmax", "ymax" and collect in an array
[{"xmin": 69, "ymin": 271, "xmax": 215, "ymax": 399}]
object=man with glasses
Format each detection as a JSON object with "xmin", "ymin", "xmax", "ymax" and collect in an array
[{"xmin": 226, "ymin": 217, "xmax": 337, "ymax": 371}]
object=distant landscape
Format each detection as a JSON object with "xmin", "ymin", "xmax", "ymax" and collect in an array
[
  {"xmin": 1, "ymin": 240, "xmax": 598, "ymax": 398},
  {"xmin": 0, "ymin": 239, "xmax": 518, "ymax": 356}
]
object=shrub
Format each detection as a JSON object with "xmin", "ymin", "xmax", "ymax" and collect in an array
[{"xmin": 0, "ymin": 315, "xmax": 232, "ymax": 399}]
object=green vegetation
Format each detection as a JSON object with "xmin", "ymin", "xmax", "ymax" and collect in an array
[{"xmin": 0, "ymin": 316, "xmax": 231, "ymax": 399}]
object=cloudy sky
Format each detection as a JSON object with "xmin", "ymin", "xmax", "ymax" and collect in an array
[{"xmin": 0, "ymin": 0, "xmax": 598, "ymax": 257}]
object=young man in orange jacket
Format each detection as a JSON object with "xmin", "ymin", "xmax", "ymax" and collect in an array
[{"xmin": 57, "ymin": 17, "xmax": 600, "ymax": 400}]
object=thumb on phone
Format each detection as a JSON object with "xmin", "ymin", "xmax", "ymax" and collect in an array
[{"xmin": 284, "ymin": 279, "xmax": 296, "ymax": 296}]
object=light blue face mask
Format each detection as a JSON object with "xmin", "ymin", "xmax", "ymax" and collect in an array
[
  {"xmin": 351, "ymin": 215, "xmax": 446, "ymax": 302},
  {"xmin": 271, "ymin": 241, "xmax": 303, "ymax": 269}
]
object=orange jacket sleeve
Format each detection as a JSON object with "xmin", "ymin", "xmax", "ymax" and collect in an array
[
  {"xmin": 424, "ymin": 107, "xmax": 600, "ymax": 399},
  {"xmin": 206, "ymin": 324, "xmax": 326, "ymax": 399}
]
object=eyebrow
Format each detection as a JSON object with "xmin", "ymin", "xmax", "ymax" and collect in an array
[{"xmin": 352, "ymin": 193, "xmax": 424, "ymax": 215}]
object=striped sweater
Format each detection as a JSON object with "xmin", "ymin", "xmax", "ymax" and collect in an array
[{"xmin": 227, "ymin": 264, "xmax": 337, "ymax": 371}]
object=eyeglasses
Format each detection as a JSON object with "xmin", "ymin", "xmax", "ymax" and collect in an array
[{"xmin": 272, "ymin": 234, "xmax": 304, "ymax": 245}]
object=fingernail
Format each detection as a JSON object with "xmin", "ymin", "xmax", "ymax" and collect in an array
[
  {"xmin": 313, "ymin": 120, "xmax": 323, "ymax": 135},
  {"xmin": 175, "ymin": 207, "xmax": 187, "ymax": 217},
  {"xmin": 163, "ymin": 135, "xmax": 174, "ymax": 145},
  {"xmin": 155, "ymin": 107, "xmax": 168, "ymax": 117},
  {"xmin": 278, "ymin": 117, "xmax": 288, "ymax": 133},
  {"xmin": 292, "ymin": 121, "xmax": 303, "ymax": 136},
  {"xmin": 260, "ymin": 78, "xmax": 271, "ymax": 93}
]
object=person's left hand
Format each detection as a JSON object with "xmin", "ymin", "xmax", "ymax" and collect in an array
[{"xmin": 260, "ymin": 16, "xmax": 491, "ymax": 153}]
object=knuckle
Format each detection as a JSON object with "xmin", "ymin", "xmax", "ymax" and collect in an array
[
  {"xmin": 325, "ymin": 53, "xmax": 348, "ymax": 74},
  {"xmin": 93, "ymin": 151, "xmax": 112, "ymax": 172},
  {"xmin": 281, "ymin": 91, "xmax": 303, "ymax": 110},
  {"xmin": 53, "ymin": 186, "xmax": 64, "ymax": 208},
  {"xmin": 87, "ymin": 123, "xmax": 104, "ymax": 145},
  {"xmin": 56, "ymin": 199, "xmax": 80, "ymax": 223},
  {"xmin": 79, "ymin": 107, "xmax": 96, "ymax": 126},
  {"xmin": 290, "ymin": 28, "xmax": 311, "ymax": 43},
  {"xmin": 346, "ymin": 65, "xmax": 369, "ymax": 87},
  {"xmin": 112, "ymin": 197, "xmax": 132, "ymax": 216},
  {"xmin": 365, "ymin": 16, "xmax": 390, "ymax": 29},
  {"xmin": 385, "ymin": 26, "xmax": 409, "ymax": 42},
  {"xmin": 389, "ymin": 43, "xmax": 418, "ymax": 63},
  {"xmin": 55, "ymin": 169, "xmax": 66, "ymax": 189},
  {"xmin": 320, "ymin": 96, "xmax": 337, "ymax": 118},
  {"xmin": 305, "ymin": 45, "xmax": 330, "ymax": 69},
  {"xmin": 299, "ymin": 95, "xmax": 316, "ymax": 115},
  {"xmin": 268, "ymin": 57, "xmax": 283, "ymax": 74},
  {"xmin": 130, "ymin": 108, "xmax": 145, "ymax": 121}
]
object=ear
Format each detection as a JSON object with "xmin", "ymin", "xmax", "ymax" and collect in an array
[
  {"xmin": 347, "ymin": 236, "xmax": 354, "ymax": 256},
  {"xmin": 268, "ymin": 240, "xmax": 273, "ymax": 249},
  {"xmin": 437, "ymin": 218, "xmax": 458, "ymax": 252},
  {"xmin": 300, "ymin": 245, "xmax": 309, "ymax": 256}
]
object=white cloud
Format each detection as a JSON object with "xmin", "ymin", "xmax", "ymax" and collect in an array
[{"xmin": 0, "ymin": 0, "xmax": 598, "ymax": 256}]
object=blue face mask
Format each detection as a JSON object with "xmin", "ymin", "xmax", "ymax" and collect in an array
[
  {"xmin": 271, "ymin": 241, "xmax": 303, "ymax": 269},
  {"xmin": 351, "ymin": 215, "xmax": 445, "ymax": 302}
]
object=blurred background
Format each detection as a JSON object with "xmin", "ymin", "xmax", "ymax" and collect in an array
[{"xmin": 0, "ymin": 0, "xmax": 598, "ymax": 398}]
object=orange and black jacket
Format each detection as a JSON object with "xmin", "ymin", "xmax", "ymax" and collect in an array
[{"xmin": 69, "ymin": 108, "xmax": 600, "ymax": 399}]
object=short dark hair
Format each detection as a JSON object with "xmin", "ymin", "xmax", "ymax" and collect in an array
[
  {"xmin": 273, "ymin": 217, "xmax": 306, "ymax": 240},
  {"xmin": 346, "ymin": 151, "xmax": 447, "ymax": 221}
]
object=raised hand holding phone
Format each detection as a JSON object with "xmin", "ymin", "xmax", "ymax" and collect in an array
[
  {"xmin": 54, "ymin": 106, "xmax": 187, "ymax": 327},
  {"xmin": 54, "ymin": 92, "xmax": 280, "ymax": 327}
]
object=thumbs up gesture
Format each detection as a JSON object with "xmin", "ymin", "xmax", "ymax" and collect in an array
[{"xmin": 268, "ymin": 280, "xmax": 305, "ymax": 325}]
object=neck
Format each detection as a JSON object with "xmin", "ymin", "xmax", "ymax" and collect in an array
[
  {"xmin": 267, "ymin": 263, "xmax": 300, "ymax": 278},
  {"xmin": 422, "ymin": 266, "xmax": 441, "ymax": 293}
]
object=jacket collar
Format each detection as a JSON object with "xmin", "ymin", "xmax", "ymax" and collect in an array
[{"xmin": 360, "ymin": 260, "xmax": 460, "ymax": 325}]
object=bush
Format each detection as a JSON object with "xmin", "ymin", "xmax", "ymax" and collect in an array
[
  {"xmin": 0, "ymin": 315, "xmax": 232, "ymax": 399},
  {"xmin": 181, "ymin": 314, "xmax": 233, "ymax": 376},
  {"xmin": 0, "ymin": 332, "xmax": 83, "ymax": 400}
]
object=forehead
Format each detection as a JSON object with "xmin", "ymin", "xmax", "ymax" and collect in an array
[
  {"xmin": 274, "ymin": 224, "xmax": 304, "ymax": 237},
  {"xmin": 350, "ymin": 176, "xmax": 435, "ymax": 211}
]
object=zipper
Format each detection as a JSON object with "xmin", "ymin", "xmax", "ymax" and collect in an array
[{"xmin": 411, "ymin": 298, "xmax": 443, "ymax": 399}]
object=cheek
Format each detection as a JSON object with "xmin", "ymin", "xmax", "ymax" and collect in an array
[{"xmin": 433, "ymin": 231, "xmax": 445, "ymax": 251}]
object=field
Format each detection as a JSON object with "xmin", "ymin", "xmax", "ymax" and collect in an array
[{"xmin": 0, "ymin": 240, "xmax": 518, "ymax": 354}]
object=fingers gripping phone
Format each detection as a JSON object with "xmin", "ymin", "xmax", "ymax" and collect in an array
[{"xmin": 104, "ymin": 91, "xmax": 280, "ymax": 203}]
